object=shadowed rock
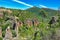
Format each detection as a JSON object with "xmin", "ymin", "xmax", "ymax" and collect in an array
[
  {"xmin": 49, "ymin": 17, "xmax": 56, "ymax": 24},
  {"xmin": 48, "ymin": 16, "xmax": 56, "ymax": 27},
  {"xmin": 13, "ymin": 22, "xmax": 16, "ymax": 30}
]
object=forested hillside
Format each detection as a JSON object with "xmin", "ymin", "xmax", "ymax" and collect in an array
[{"xmin": 0, "ymin": 7, "xmax": 60, "ymax": 40}]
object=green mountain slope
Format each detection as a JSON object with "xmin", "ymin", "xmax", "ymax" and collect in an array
[{"xmin": 26, "ymin": 7, "xmax": 57, "ymax": 16}]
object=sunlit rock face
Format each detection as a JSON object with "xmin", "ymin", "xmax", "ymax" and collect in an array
[
  {"xmin": 33, "ymin": 18, "xmax": 40, "ymax": 27},
  {"xmin": 6, "ymin": 10, "xmax": 12, "ymax": 14},
  {"xmin": 0, "ymin": 9, "xmax": 6, "ymax": 12},
  {"xmin": 0, "ymin": 8, "xmax": 12, "ymax": 13},
  {"xmin": 0, "ymin": 8, "xmax": 12, "ymax": 16},
  {"xmin": 26, "ymin": 19, "xmax": 33, "ymax": 27},
  {"xmin": 17, "ymin": 21, "xmax": 23, "ymax": 27},
  {"xmin": 15, "ymin": 17, "xmax": 23, "ymax": 27},
  {"xmin": 0, "ymin": 9, "xmax": 4, "ymax": 19},
  {"xmin": 4, "ymin": 27, "xmax": 13, "ymax": 40},
  {"xmin": 0, "ymin": 13, "xmax": 3, "ymax": 19}
]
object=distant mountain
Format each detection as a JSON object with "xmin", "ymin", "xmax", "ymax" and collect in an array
[
  {"xmin": 26, "ymin": 7, "xmax": 40, "ymax": 13},
  {"xmin": 26, "ymin": 7, "xmax": 57, "ymax": 12},
  {"xmin": 26, "ymin": 7, "xmax": 58, "ymax": 16},
  {"xmin": 0, "ymin": 7, "xmax": 58, "ymax": 18}
]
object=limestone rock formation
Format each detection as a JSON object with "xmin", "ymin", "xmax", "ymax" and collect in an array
[{"xmin": 4, "ymin": 26, "xmax": 13, "ymax": 40}]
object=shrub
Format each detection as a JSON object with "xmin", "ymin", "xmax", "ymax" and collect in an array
[
  {"xmin": 11, "ymin": 30, "xmax": 17, "ymax": 37},
  {"xmin": 0, "ymin": 37, "xmax": 3, "ymax": 40},
  {"xmin": 2, "ymin": 31, "xmax": 6, "ymax": 37}
]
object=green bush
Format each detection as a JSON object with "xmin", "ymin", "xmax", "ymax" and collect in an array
[
  {"xmin": 11, "ymin": 30, "xmax": 17, "ymax": 37},
  {"xmin": 0, "ymin": 37, "xmax": 3, "ymax": 40},
  {"xmin": 2, "ymin": 31, "xmax": 6, "ymax": 37}
]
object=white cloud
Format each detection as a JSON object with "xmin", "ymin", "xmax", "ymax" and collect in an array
[
  {"xmin": 13, "ymin": 0, "xmax": 33, "ymax": 7},
  {"xmin": 40, "ymin": 5, "xmax": 47, "ymax": 8}
]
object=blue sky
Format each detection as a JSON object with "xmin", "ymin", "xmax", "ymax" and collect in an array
[{"xmin": 0, "ymin": 0, "xmax": 60, "ymax": 10}]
